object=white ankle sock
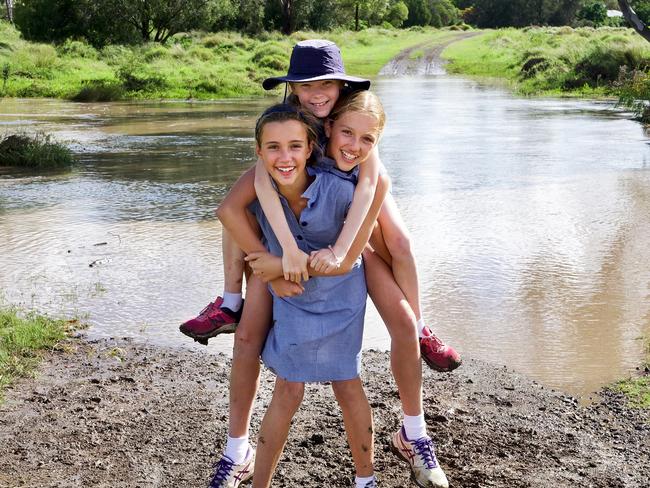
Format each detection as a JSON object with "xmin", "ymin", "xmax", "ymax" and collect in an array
[
  {"xmin": 416, "ymin": 318, "xmax": 428, "ymax": 338},
  {"xmin": 403, "ymin": 413, "xmax": 427, "ymax": 440},
  {"xmin": 355, "ymin": 475, "xmax": 375, "ymax": 488},
  {"xmin": 224, "ymin": 435, "xmax": 249, "ymax": 464},
  {"xmin": 222, "ymin": 292, "xmax": 243, "ymax": 312}
]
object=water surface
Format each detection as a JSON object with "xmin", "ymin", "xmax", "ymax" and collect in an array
[{"xmin": 2, "ymin": 77, "xmax": 649, "ymax": 398}]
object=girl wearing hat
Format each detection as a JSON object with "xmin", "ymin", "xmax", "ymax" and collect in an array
[{"xmin": 202, "ymin": 41, "xmax": 449, "ymax": 488}]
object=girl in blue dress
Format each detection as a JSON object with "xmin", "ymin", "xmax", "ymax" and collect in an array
[{"xmin": 248, "ymin": 102, "xmax": 375, "ymax": 488}]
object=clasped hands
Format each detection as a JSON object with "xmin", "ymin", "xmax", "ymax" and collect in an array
[{"xmin": 244, "ymin": 245, "xmax": 342, "ymax": 297}]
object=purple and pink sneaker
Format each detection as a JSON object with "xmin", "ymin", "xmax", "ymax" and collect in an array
[
  {"xmin": 179, "ymin": 296, "xmax": 242, "ymax": 346},
  {"xmin": 420, "ymin": 328, "xmax": 462, "ymax": 373}
]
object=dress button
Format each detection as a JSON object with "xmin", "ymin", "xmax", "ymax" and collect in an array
[
  {"xmin": 301, "ymin": 221, "xmax": 308, "ymax": 226},
  {"xmin": 297, "ymin": 235, "xmax": 304, "ymax": 240}
]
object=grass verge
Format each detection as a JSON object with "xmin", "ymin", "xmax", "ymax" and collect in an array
[
  {"xmin": 0, "ymin": 307, "xmax": 75, "ymax": 403},
  {"xmin": 0, "ymin": 133, "xmax": 76, "ymax": 169},
  {"xmin": 612, "ymin": 338, "xmax": 650, "ymax": 409},
  {"xmin": 442, "ymin": 27, "xmax": 650, "ymax": 97},
  {"xmin": 0, "ymin": 20, "xmax": 468, "ymax": 101}
]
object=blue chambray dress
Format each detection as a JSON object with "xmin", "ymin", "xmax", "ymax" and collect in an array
[{"xmin": 249, "ymin": 164, "xmax": 366, "ymax": 382}]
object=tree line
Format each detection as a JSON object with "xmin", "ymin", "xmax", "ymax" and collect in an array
[{"xmin": 2, "ymin": 1, "xmax": 650, "ymax": 46}]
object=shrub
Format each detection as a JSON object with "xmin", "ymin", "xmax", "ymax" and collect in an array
[
  {"xmin": 100, "ymin": 45, "xmax": 131, "ymax": 66},
  {"xmin": 0, "ymin": 133, "xmax": 76, "ymax": 169},
  {"xmin": 143, "ymin": 44, "xmax": 168, "ymax": 61},
  {"xmin": 571, "ymin": 43, "xmax": 650, "ymax": 87},
  {"xmin": 58, "ymin": 39, "xmax": 98, "ymax": 59},
  {"xmin": 250, "ymin": 42, "xmax": 288, "ymax": 71},
  {"xmin": 117, "ymin": 64, "xmax": 168, "ymax": 92},
  {"xmin": 195, "ymin": 80, "xmax": 219, "ymax": 93},
  {"xmin": 187, "ymin": 46, "xmax": 214, "ymax": 61},
  {"xmin": 71, "ymin": 80, "xmax": 123, "ymax": 102}
]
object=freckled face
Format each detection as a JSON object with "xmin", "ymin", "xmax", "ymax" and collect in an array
[
  {"xmin": 325, "ymin": 111, "xmax": 379, "ymax": 172},
  {"xmin": 256, "ymin": 120, "xmax": 312, "ymax": 189},
  {"xmin": 290, "ymin": 80, "xmax": 343, "ymax": 119}
]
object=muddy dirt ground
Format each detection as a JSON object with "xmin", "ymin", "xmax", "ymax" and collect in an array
[{"xmin": 0, "ymin": 335, "xmax": 648, "ymax": 488}]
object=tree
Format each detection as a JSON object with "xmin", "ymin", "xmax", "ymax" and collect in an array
[
  {"xmin": 577, "ymin": 0, "xmax": 608, "ymax": 25},
  {"xmin": 618, "ymin": 0, "xmax": 650, "ymax": 42},
  {"xmin": 4, "ymin": 0, "xmax": 13, "ymax": 23},
  {"xmin": 404, "ymin": 0, "xmax": 432, "ymax": 25},
  {"xmin": 386, "ymin": 0, "xmax": 409, "ymax": 27},
  {"xmin": 104, "ymin": 0, "xmax": 211, "ymax": 42}
]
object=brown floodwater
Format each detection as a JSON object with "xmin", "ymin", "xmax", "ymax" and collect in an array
[{"xmin": 1, "ymin": 76, "xmax": 650, "ymax": 399}]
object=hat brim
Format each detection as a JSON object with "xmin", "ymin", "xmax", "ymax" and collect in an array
[{"xmin": 262, "ymin": 73, "xmax": 371, "ymax": 91}]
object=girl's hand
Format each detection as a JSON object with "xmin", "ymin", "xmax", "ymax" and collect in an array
[
  {"xmin": 309, "ymin": 247, "xmax": 341, "ymax": 274},
  {"xmin": 245, "ymin": 251, "xmax": 282, "ymax": 283},
  {"xmin": 281, "ymin": 246, "xmax": 310, "ymax": 283},
  {"xmin": 269, "ymin": 278, "xmax": 305, "ymax": 297}
]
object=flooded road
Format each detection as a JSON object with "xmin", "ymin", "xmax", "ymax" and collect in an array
[{"xmin": 2, "ymin": 76, "xmax": 650, "ymax": 398}]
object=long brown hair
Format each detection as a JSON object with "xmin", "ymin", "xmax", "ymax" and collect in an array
[{"xmin": 254, "ymin": 103, "xmax": 321, "ymax": 164}]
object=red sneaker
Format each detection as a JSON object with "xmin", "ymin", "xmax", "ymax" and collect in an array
[
  {"xmin": 420, "ymin": 328, "xmax": 462, "ymax": 372},
  {"xmin": 179, "ymin": 297, "xmax": 242, "ymax": 345}
]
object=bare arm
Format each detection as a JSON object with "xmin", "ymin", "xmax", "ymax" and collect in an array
[
  {"xmin": 254, "ymin": 158, "xmax": 309, "ymax": 283},
  {"xmin": 216, "ymin": 167, "xmax": 267, "ymax": 254},
  {"xmin": 217, "ymin": 167, "xmax": 304, "ymax": 296},
  {"xmin": 246, "ymin": 172, "xmax": 390, "ymax": 280},
  {"xmin": 332, "ymin": 147, "xmax": 380, "ymax": 259},
  {"xmin": 310, "ymin": 147, "xmax": 380, "ymax": 272}
]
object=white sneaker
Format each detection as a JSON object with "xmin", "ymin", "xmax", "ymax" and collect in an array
[
  {"xmin": 209, "ymin": 447, "xmax": 255, "ymax": 488},
  {"xmin": 391, "ymin": 427, "xmax": 449, "ymax": 488}
]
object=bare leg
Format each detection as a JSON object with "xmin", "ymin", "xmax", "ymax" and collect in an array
[
  {"xmin": 331, "ymin": 378, "xmax": 374, "ymax": 478},
  {"xmin": 222, "ymin": 229, "xmax": 246, "ymax": 294},
  {"xmin": 375, "ymin": 193, "xmax": 422, "ymax": 321},
  {"xmin": 252, "ymin": 379, "xmax": 305, "ymax": 488},
  {"xmin": 228, "ymin": 275, "xmax": 272, "ymax": 438},
  {"xmin": 363, "ymin": 248, "xmax": 422, "ymax": 416}
]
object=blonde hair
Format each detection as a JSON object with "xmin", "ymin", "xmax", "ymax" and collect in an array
[{"xmin": 329, "ymin": 90, "xmax": 386, "ymax": 137}]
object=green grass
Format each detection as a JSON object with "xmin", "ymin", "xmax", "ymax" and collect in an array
[
  {"xmin": 0, "ymin": 307, "xmax": 72, "ymax": 402},
  {"xmin": 0, "ymin": 21, "xmax": 469, "ymax": 100},
  {"xmin": 612, "ymin": 338, "xmax": 650, "ymax": 409},
  {"xmin": 442, "ymin": 27, "xmax": 650, "ymax": 97},
  {"xmin": 0, "ymin": 133, "xmax": 76, "ymax": 169}
]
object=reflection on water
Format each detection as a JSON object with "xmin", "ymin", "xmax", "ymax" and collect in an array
[{"xmin": 1, "ymin": 80, "xmax": 650, "ymax": 399}]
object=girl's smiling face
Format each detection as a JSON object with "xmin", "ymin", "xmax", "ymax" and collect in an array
[
  {"xmin": 325, "ymin": 111, "xmax": 379, "ymax": 172},
  {"xmin": 290, "ymin": 80, "xmax": 344, "ymax": 119},
  {"xmin": 256, "ymin": 119, "xmax": 312, "ymax": 190}
]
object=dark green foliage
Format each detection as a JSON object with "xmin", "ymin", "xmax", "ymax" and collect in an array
[
  {"xmin": 631, "ymin": 1, "xmax": 650, "ymax": 25},
  {"xmin": 117, "ymin": 64, "xmax": 168, "ymax": 92},
  {"xmin": 577, "ymin": 1, "xmax": 608, "ymax": 26},
  {"xmin": 386, "ymin": 1, "xmax": 409, "ymax": 27},
  {"xmin": 459, "ymin": 0, "xmax": 584, "ymax": 28},
  {"xmin": 0, "ymin": 133, "xmax": 76, "ymax": 168},
  {"xmin": 71, "ymin": 80, "xmax": 124, "ymax": 102},
  {"xmin": 565, "ymin": 42, "xmax": 650, "ymax": 87}
]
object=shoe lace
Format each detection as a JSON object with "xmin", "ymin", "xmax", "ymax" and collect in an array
[
  {"xmin": 413, "ymin": 437, "xmax": 438, "ymax": 469},
  {"xmin": 363, "ymin": 480, "xmax": 377, "ymax": 488},
  {"xmin": 422, "ymin": 335, "xmax": 445, "ymax": 354},
  {"xmin": 198, "ymin": 301, "xmax": 216, "ymax": 317},
  {"xmin": 209, "ymin": 456, "xmax": 235, "ymax": 487}
]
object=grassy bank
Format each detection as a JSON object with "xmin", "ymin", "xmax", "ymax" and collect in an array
[
  {"xmin": 0, "ymin": 20, "xmax": 457, "ymax": 101},
  {"xmin": 0, "ymin": 307, "xmax": 72, "ymax": 402},
  {"xmin": 442, "ymin": 27, "xmax": 650, "ymax": 97},
  {"xmin": 613, "ymin": 339, "xmax": 650, "ymax": 409}
]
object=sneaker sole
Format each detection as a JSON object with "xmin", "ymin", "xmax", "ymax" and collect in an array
[
  {"xmin": 422, "ymin": 355, "xmax": 462, "ymax": 373},
  {"xmin": 178, "ymin": 322, "xmax": 238, "ymax": 343},
  {"xmin": 390, "ymin": 443, "xmax": 448, "ymax": 488}
]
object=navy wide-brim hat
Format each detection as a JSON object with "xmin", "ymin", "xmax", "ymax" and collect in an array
[{"xmin": 262, "ymin": 39, "xmax": 371, "ymax": 91}]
